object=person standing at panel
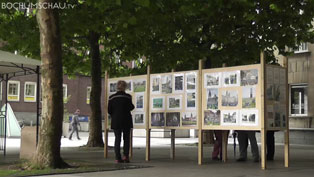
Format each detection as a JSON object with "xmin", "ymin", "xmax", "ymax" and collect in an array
[
  {"xmin": 212, "ymin": 130, "xmax": 229, "ymax": 161},
  {"xmin": 108, "ymin": 80, "xmax": 135, "ymax": 163},
  {"xmin": 237, "ymin": 130, "xmax": 259, "ymax": 162},
  {"xmin": 69, "ymin": 109, "xmax": 81, "ymax": 140},
  {"xmin": 267, "ymin": 131, "xmax": 275, "ymax": 161}
]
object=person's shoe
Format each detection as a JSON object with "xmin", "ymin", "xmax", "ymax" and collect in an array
[
  {"xmin": 122, "ymin": 156, "xmax": 130, "ymax": 163},
  {"xmin": 115, "ymin": 159, "xmax": 123, "ymax": 163},
  {"xmin": 69, "ymin": 138, "xmax": 72, "ymax": 140},
  {"xmin": 236, "ymin": 158, "xmax": 247, "ymax": 162},
  {"xmin": 78, "ymin": 138, "xmax": 81, "ymax": 140}
]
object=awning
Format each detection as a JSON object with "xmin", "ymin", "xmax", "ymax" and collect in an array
[{"xmin": 0, "ymin": 50, "xmax": 41, "ymax": 79}]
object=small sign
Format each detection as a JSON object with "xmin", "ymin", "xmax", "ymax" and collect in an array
[{"xmin": 69, "ymin": 116, "xmax": 89, "ymax": 122}]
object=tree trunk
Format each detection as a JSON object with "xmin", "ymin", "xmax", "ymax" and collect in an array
[
  {"xmin": 86, "ymin": 31, "xmax": 104, "ymax": 147},
  {"xmin": 34, "ymin": 0, "xmax": 67, "ymax": 168}
]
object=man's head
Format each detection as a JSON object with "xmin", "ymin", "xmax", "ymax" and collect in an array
[
  {"xmin": 75, "ymin": 109, "xmax": 80, "ymax": 114},
  {"xmin": 117, "ymin": 80, "xmax": 127, "ymax": 91}
]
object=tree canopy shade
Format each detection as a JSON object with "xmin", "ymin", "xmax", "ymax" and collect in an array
[{"xmin": 121, "ymin": 0, "xmax": 314, "ymax": 71}]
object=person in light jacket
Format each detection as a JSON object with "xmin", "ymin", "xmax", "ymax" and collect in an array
[{"xmin": 108, "ymin": 80, "xmax": 135, "ymax": 163}]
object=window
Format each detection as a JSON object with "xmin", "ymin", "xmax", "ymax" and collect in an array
[
  {"xmin": 24, "ymin": 82, "xmax": 36, "ymax": 102},
  {"xmin": 294, "ymin": 43, "xmax": 309, "ymax": 53},
  {"xmin": 63, "ymin": 84, "xmax": 68, "ymax": 103},
  {"xmin": 290, "ymin": 85, "xmax": 308, "ymax": 116},
  {"xmin": 7, "ymin": 81, "xmax": 20, "ymax": 101},
  {"xmin": 86, "ymin": 86, "xmax": 91, "ymax": 104}
]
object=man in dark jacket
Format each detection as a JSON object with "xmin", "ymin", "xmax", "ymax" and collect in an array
[{"xmin": 108, "ymin": 80, "xmax": 135, "ymax": 163}]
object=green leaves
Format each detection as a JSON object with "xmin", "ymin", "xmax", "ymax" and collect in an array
[
  {"xmin": 134, "ymin": 0, "xmax": 150, "ymax": 7},
  {"xmin": 128, "ymin": 16, "xmax": 137, "ymax": 25}
]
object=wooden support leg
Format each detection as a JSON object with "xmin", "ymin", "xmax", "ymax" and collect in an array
[
  {"xmin": 146, "ymin": 129, "xmax": 151, "ymax": 161},
  {"xmin": 171, "ymin": 129, "xmax": 175, "ymax": 160},
  {"xmin": 129, "ymin": 129, "xmax": 133, "ymax": 159},
  {"xmin": 261, "ymin": 129, "xmax": 267, "ymax": 169},
  {"xmin": 284, "ymin": 129, "xmax": 289, "ymax": 167},
  {"xmin": 104, "ymin": 129, "xmax": 108, "ymax": 158},
  {"xmin": 222, "ymin": 130, "xmax": 228, "ymax": 162},
  {"xmin": 198, "ymin": 129, "xmax": 203, "ymax": 165}
]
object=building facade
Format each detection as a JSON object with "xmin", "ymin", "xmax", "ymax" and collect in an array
[
  {"xmin": 273, "ymin": 43, "xmax": 314, "ymax": 145},
  {"xmin": 0, "ymin": 74, "xmax": 105, "ymax": 126},
  {"xmin": 277, "ymin": 43, "xmax": 314, "ymax": 128}
]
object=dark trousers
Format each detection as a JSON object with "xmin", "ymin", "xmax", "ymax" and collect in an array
[
  {"xmin": 237, "ymin": 131, "xmax": 259, "ymax": 160},
  {"xmin": 114, "ymin": 129, "xmax": 131, "ymax": 160},
  {"xmin": 267, "ymin": 131, "xmax": 275, "ymax": 160},
  {"xmin": 69, "ymin": 125, "xmax": 80, "ymax": 139}
]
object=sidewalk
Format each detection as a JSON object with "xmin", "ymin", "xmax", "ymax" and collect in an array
[{"xmin": 2, "ymin": 132, "xmax": 314, "ymax": 177}]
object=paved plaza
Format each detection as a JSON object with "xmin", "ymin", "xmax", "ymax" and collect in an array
[{"xmin": 2, "ymin": 132, "xmax": 314, "ymax": 177}]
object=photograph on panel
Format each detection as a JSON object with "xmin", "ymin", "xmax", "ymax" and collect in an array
[
  {"xmin": 280, "ymin": 105, "xmax": 286, "ymax": 128},
  {"xmin": 275, "ymin": 112, "xmax": 281, "ymax": 127},
  {"xmin": 133, "ymin": 112, "xmax": 145, "ymax": 125},
  {"xmin": 242, "ymin": 86, "xmax": 256, "ymax": 108},
  {"xmin": 204, "ymin": 72, "xmax": 221, "ymax": 88},
  {"xmin": 186, "ymin": 72, "xmax": 196, "ymax": 90},
  {"xmin": 267, "ymin": 105, "xmax": 274, "ymax": 127},
  {"xmin": 222, "ymin": 90, "xmax": 238, "ymax": 107},
  {"xmin": 266, "ymin": 84, "xmax": 274, "ymax": 101},
  {"xmin": 161, "ymin": 75, "xmax": 172, "ymax": 94},
  {"xmin": 240, "ymin": 69, "xmax": 258, "ymax": 86},
  {"xmin": 125, "ymin": 80, "xmax": 133, "ymax": 92},
  {"xmin": 152, "ymin": 97, "xmax": 165, "ymax": 110},
  {"xmin": 274, "ymin": 103, "xmax": 281, "ymax": 127},
  {"xmin": 181, "ymin": 112, "xmax": 197, "ymax": 126},
  {"xmin": 109, "ymin": 82, "xmax": 117, "ymax": 93},
  {"xmin": 174, "ymin": 74, "xmax": 184, "ymax": 92},
  {"xmin": 221, "ymin": 110, "xmax": 238, "ymax": 125},
  {"xmin": 204, "ymin": 110, "xmax": 220, "ymax": 126},
  {"xmin": 274, "ymin": 68, "xmax": 280, "ymax": 84},
  {"xmin": 223, "ymin": 71, "xmax": 240, "ymax": 87},
  {"xmin": 151, "ymin": 75, "xmax": 161, "ymax": 94},
  {"xmin": 151, "ymin": 112, "xmax": 165, "ymax": 127},
  {"xmin": 266, "ymin": 66, "xmax": 274, "ymax": 84},
  {"xmin": 240, "ymin": 109, "xmax": 258, "ymax": 126},
  {"xmin": 207, "ymin": 88, "xmax": 219, "ymax": 109},
  {"xmin": 166, "ymin": 112, "xmax": 180, "ymax": 127},
  {"xmin": 135, "ymin": 93, "xmax": 144, "ymax": 110},
  {"xmin": 274, "ymin": 84, "xmax": 281, "ymax": 101},
  {"xmin": 133, "ymin": 79, "xmax": 146, "ymax": 92},
  {"xmin": 168, "ymin": 96, "xmax": 182, "ymax": 110},
  {"xmin": 186, "ymin": 92, "xmax": 196, "ymax": 109}
]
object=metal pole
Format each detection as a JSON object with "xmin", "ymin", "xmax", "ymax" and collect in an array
[
  {"xmin": 36, "ymin": 66, "xmax": 40, "ymax": 146},
  {"xmin": 4, "ymin": 74, "xmax": 8, "ymax": 156}
]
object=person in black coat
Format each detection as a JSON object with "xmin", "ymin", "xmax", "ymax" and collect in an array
[{"xmin": 108, "ymin": 80, "xmax": 135, "ymax": 163}]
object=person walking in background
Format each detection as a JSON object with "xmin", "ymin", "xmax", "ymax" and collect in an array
[
  {"xmin": 108, "ymin": 80, "xmax": 135, "ymax": 163},
  {"xmin": 69, "ymin": 109, "xmax": 81, "ymax": 140},
  {"xmin": 236, "ymin": 130, "xmax": 259, "ymax": 162}
]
